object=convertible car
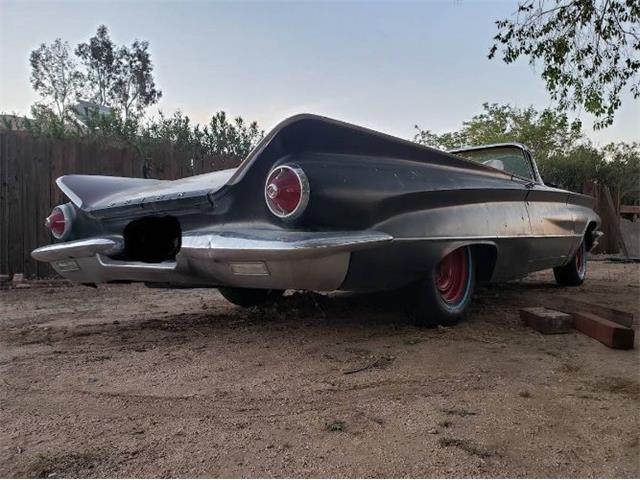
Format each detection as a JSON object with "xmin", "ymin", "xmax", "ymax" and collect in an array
[{"xmin": 32, "ymin": 114, "xmax": 601, "ymax": 326}]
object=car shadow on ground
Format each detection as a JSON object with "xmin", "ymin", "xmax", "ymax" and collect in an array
[{"xmin": 4, "ymin": 278, "xmax": 569, "ymax": 353}]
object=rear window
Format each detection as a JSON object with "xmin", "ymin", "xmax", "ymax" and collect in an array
[{"xmin": 453, "ymin": 146, "xmax": 533, "ymax": 180}]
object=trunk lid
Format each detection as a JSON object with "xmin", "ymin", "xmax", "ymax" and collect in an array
[{"xmin": 58, "ymin": 168, "xmax": 237, "ymax": 217}]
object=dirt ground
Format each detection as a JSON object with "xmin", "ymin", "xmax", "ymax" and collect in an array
[{"xmin": 1, "ymin": 260, "xmax": 639, "ymax": 478}]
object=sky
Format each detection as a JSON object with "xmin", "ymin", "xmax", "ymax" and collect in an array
[{"xmin": 1, "ymin": 0, "xmax": 638, "ymax": 145}]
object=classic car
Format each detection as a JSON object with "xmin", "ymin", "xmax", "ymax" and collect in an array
[{"xmin": 32, "ymin": 114, "xmax": 601, "ymax": 327}]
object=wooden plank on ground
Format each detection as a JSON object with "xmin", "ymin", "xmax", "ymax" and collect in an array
[
  {"xmin": 520, "ymin": 307, "xmax": 574, "ymax": 334},
  {"xmin": 547, "ymin": 296, "xmax": 636, "ymax": 328},
  {"xmin": 573, "ymin": 312, "xmax": 635, "ymax": 350}
]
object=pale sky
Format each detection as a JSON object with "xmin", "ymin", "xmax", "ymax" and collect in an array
[{"xmin": 1, "ymin": 0, "xmax": 638, "ymax": 145}]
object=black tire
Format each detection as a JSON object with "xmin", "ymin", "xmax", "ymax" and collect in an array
[
  {"xmin": 218, "ymin": 287, "xmax": 284, "ymax": 307},
  {"xmin": 553, "ymin": 241, "xmax": 587, "ymax": 286},
  {"xmin": 406, "ymin": 246, "xmax": 476, "ymax": 328}
]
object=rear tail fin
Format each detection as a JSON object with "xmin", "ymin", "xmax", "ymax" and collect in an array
[{"xmin": 57, "ymin": 175, "xmax": 165, "ymax": 210}]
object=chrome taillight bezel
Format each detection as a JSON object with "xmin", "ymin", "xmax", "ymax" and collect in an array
[
  {"xmin": 264, "ymin": 164, "xmax": 310, "ymax": 221},
  {"xmin": 45, "ymin": 203, "xmax": 74, "ymax": 240}
]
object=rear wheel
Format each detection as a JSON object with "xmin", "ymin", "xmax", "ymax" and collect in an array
[
  {"xmin": 553, "ymin": 241, "xmax": 587, "ymax": 286},
  {"xmin": 406, "ymin": 246, "xmax": 476, "ymax": 327},
  {"xmin": 218, "ymin": 287, "xmax": 284, "ymax": 307}
]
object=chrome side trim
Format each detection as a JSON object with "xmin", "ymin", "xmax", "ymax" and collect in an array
[
  {"xmin": 31, "ymin": 237, "xmax": 124, "ymax": 262},
  {"xmin": 449, "ymin": 142, "xmax": 532, "ymax": 154},
  {"xmin": 392, "ymin": 234, "xmax": 583, "ymax": 242},
  {"xmin": 180, "ymin": 230, "xmax": 393, "ymax": 261}
]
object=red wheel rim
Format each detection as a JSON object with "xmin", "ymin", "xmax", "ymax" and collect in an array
[
  {"xmin": 576, "ymin": 243, "xmax": 586, "ymax": 276},
  {"xmin": 436, "ymin": 248, "xmax": 468, "ymax": 305}
]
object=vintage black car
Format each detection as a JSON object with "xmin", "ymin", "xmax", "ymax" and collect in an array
[{"xmin": 32, "ymin": 114, "xmax": 601, "ymax": 326}]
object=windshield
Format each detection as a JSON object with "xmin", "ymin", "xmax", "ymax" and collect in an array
[{"xmin": 453, "ymin": 146, "xmax": 534, "ymax": 180}]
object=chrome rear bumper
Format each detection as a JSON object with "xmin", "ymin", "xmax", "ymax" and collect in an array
[
  {"xmin": 31, "ymin": 237, "xmax": 124, "ymax": 262},
  {"xmin": 32, "ymin": 230, "xmax": 393, "ymax": 291}
]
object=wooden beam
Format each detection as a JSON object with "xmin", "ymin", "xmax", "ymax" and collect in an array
[
  {"xmin": 573, "ymin": 312, "xmax": 635, "ymax": 350},
  {"xmin": 547, "ymin": 296, "xmax": 635, "ymax": 328},
  {"xmin": 620, "ymin": 205, "xmax": 640, "ymax": 215}
]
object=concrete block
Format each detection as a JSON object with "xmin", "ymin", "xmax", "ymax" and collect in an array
[
  {"xmin": 520, "ymin": 307, "xmax": 573, "ymax": 334},
  {"xmin": 573, "ymin": 311, "xmax": 635, "ymax": 350}
]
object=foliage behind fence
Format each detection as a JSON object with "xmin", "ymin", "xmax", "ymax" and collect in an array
[{"xmin": 0, "ymin": 131, "xmax": 239, "ymax": 277}]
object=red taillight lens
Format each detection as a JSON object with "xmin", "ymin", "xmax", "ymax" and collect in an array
[
  {"xmin": 45, "ymin": 205, "xmax": 71, "ymax": 239},
  {"xmin": 265, "ymin": 165, "xmax": 309, "ymax": 220},
  {"xmin": 266, "ymin": 168, "xmax": 301, "ymax": 213}
]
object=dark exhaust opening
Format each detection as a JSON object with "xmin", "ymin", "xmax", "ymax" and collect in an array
[{"xmin": 123, "ymin": 216, "xmax": 181, "ymax": 263}]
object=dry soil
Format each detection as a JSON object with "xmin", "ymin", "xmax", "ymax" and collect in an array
[{"xmin": 1, "ymin": 260, "xmax": 639, "ymax": 478}]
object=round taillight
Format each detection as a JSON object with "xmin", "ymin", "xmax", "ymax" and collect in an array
[
  {"xmin": 265, "ymin": 165, "xmax": 309, "ymax": 220},
  {"xmin": 45, "ymin": 205, "xmax": 72, "ymax": 239}
]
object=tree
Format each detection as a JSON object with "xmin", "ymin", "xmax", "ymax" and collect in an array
[
  {"xmin": 111, "ymin": 40, "xmax": 162, "ymax": 120},
  {"xmin": 414, "ymin": 103, "xmax": 583, "ymax": 161},
  {"xmin": 29, "ymin": 39, "xmax": 83, "ymax": 118},
  {"xmin": 204, "ymin": 111, "xmax": 263, "ymax": 159},
  {"xmin": 25, "ymin": 27, "xmax": 261, "ymax": 165},
  {"xmin": 74, "ymin": 25, "xmax": 116, "ymax": 107},
  {"xmin": 413, "ymin": 103, "xmax": 640, "ymax": 203},
  {"xmin": 489, "ymin": 0, "xmax": 640, "ymax": 128},
  {"xmin": 76, "ymin": 25, "xmax": 162, "ymax": 119},
  {"xmin": 539, "ymin": 143, "xmax": 604, "ymax": 191},
  {"xmin": 142, "ymin": 110, "xmax": 263, "ymax": 161},
  {"xmin": 600, "ymin": 142, "xmax": 640, "ymax": 204}
]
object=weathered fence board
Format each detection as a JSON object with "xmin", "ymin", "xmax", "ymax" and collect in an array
[
  {"xmin": 0, "ymin": 131, "xmax": 239, "ymax": 277},
  {"xmin": 584, "ymin": 181, "xmax": 625, "ymax": 255},
  {"xmin": 0, "ymin": 134, "xmax": 8, "ymax": 275}
]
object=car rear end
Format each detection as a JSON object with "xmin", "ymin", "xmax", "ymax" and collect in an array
[{"xmin": 32, "ymin": 158, "xmax": 393, "ymax": 291}]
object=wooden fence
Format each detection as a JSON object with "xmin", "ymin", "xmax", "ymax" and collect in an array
[
  {"xmin": 0, "ymin": 131, "xmax": 239, "ymax": 278},
  {"xmin": 583, "ymin": 181, "xmax": 632, "ymax": 256}
]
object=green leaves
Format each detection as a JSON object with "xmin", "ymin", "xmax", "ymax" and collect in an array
[
  {"xmin": 29, "ymin": 39, "xmax": 83, "ymax": 118},
  {"xmin": 413, "ymin": 102, "xmax": 640, "ymax": 204},
  {"xmin": 30, "ymin": 25, "xmax": 162, "ymax": 124},
  {"xmin": 414, "ymin": 102, "xmax": 582, "ymax": 159},
  {"xmin": 489, "ymin": 0, "xmax": 639, "ymax": 128},
  {"xmin": 140, "ymin": 110, "xmax": 263, "ymax": 161},
  {"xmin": 24, "ymin": 107, "xmax": 264, "ymax": 167},
  {"xmin": 75, "ymin": 25, "xmax": 162, "ymax": 120},
  {"xmin": 26, "ymin": 26, "xmax": 260, "ymax": 166}
]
